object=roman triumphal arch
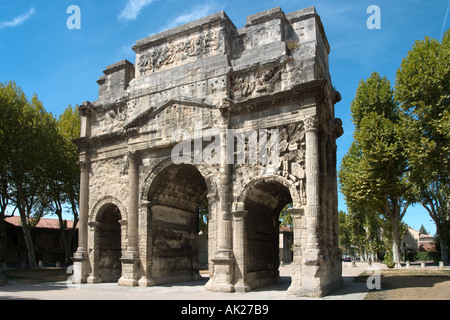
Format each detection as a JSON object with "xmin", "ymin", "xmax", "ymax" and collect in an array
[{"xmin": 72, "ymin": 6, "xmax": 344, "ymax": 297}]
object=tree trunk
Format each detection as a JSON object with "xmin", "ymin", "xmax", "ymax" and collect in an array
[
  {"xmin": 436, "ymin": 223, "xmax": 449, "ymax": 265},
  {"xmin": 55, "ymin": 209, "xmax": 73, "ymax": 264},
  {"xmin": 0, "ymin": 217, "xmax": 7, "ymax": 263},
  {"xmin": 20, "ymin": 217, "xmax": 37, "ymax": 268},
  {"xmin": 440, "ymin": 237, "xmax": 448, "ymax": 265},
  {"xmin": 390, "ymin": 215, "xmax": 402, "ymax": 268}
]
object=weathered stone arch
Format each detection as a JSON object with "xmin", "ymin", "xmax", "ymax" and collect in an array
[
  {"xmin": 141, "ymin": 157, "xmax": 218, "ymax": 204},
  {"xmin": 90, "ymin": 195, "xmax": 127, "ymax": 223},
  {"xmin": 234, "ymin": 174, "xmax": 301, "ymax": 212},
  {"xmin": 232, "ymin": 174, "xmax": 301, "ymax": 290}
]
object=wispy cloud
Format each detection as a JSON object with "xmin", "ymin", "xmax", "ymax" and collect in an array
[
  {"xmin": 118, "ymin": 0, "xmax": 156, "ymax": 21},
  {"xmin": 440, "ymin": 0, "xmax": 450, "ymax": 39},
  {"xmin": 159, "ymin": 2, "xmax": 221, "ymax": 32},
  {"xmin": 0, "ymin": 7, "xmax": 35, "ymax": 30}
]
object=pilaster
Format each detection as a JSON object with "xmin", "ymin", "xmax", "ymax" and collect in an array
[
  {"xmin": 287, "ymin": 207, "xmax": 305, "ymax": 295},
  {"xmin": 298, "ymin": 115, "xmax": 324, "ymax": 297},
  {"xmin": 118, "ymin": 151, "xmax": 140, "ymax": 286},
  {"xmin": 72, "ymin": 160, "xmax": 90, "ymax": 284},
  {"xmin": 233, "ymin": 210, "xmax": 251, "ymax": 293}
]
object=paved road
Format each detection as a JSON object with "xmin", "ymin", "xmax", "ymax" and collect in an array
[{"xmin": 0, "ymin": 262, "xmax": 377, "ymax": 300}]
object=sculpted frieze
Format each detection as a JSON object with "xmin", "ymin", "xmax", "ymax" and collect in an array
[
  {"xmin": 91, "ymin": 104, "xmax": 127, "ymax": 136},
  {"xmin": 231, "ymin": 65, "xmax": 282, "ymax": 100},
  {"xmin": 278, "ymin": 122, "xmax": 306, "ymax": 205},
  {"xmin": 137, "ymin": 28, "xmax": 220, "ymax": 75}
]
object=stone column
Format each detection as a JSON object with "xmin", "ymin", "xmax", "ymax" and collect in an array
[
  {"xmin": 87, "ymin": 221, "xmax": 101, "ymax": 283},
  {"xmin": 127, "ymin": 151, "xmax": 139, "ymax": 253},
  {"xmin": 210, "ymin": 108, "xmax": 235, "ymax": 292},
  {"xmin": 72, "ymin": 160, "xmax": 90, "ymax": 284},
  {"xmin": 233, "ymin": 210, "xmax": 251, "ymax": 293},
  {"xmin": 298, "ymin": 115, "xmax": 323, "ymax": 297},
  {"xmin": 118, "ymin": 151, "xmax": 140, "ymax": 286},
  {"xmin": 287, "ymin": 207, "xmax": 304, "ymax": 295},
  {"xmin": 304, "ymin": 115, "xmax": 320, "ymax": 252},
  {"xmin": 138, "ymin": 201, "xmax": 156, "ymax": 287}
]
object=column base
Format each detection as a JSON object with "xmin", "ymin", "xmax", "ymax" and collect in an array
[
  {"xmin": 209, "ymin": 250, "xmax": 235, "ymax": 293},
  {"xmin": 297, "ymin": 248, "xmax": 323, "ymax": 297},
  {"xmin": 71, "ymin": 251, "xmax": 89, "ymax": 284},
  {"xmin": 138, "ymin": 276, "xmax": 156, "ymax": 287},
  {"xmin": 234, "ymin": 279, "xmax": 251, "ymax": 293},
  {"xmin": 87, "ymin": 275, "xmax": 101, "ymax": 284},
  {"xmin": 297, "ymin": 285, "xmax": 324, "ymax": 298},
  {"xmin": 118, "ymin": 251, "xmax": 140, "ymax": 287}
]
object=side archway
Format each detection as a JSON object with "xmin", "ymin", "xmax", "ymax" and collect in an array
[
  {"xmin": 88, "ymin": 196, "xmax": 127, "ymax": 283},
  {"xmin": 233, "ymin": 175, "xmax": 302, "ymax": 290}
]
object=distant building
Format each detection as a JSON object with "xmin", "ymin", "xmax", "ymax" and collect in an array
[
  {"xmin": 418, "ymin": 233, "xmax": 435, "ymax": 252},
  {"xmin": 279, "ymin": 225, "xmax": 293, "ymax": 263},
  {"xmin": 402, "ymin": 227, "xmax": 435, "ymax": 253},
  {"xmin": 1, "ymin": 216, "xmax": 78, "ymax": 266}
]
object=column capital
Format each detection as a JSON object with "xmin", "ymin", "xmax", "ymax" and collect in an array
[
  {"xmin": 287, "ymin": 207, "xmax": 304, "ymax": 220},
  {"xmin": 304, "ymin": 115, "xmax": 319, "ymax": 132},
  {"xmin": 77, "ymin": 160, "xmax": 90, "ymax": 172},
  {"xmin": 127, "ymin": 150, "xmax": 140, "ymax": 163},
  {"xmin": 232, "ymin": 210, "xmax": 249, "ymax": 221},
  {"xmin": 87, "ymin": 221, "xmax": 101, "ymax": 230}
]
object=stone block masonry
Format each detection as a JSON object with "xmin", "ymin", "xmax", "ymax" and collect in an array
[{"xmin": 72, "ymin": 6, "xmax": 343, "ymax": 297}]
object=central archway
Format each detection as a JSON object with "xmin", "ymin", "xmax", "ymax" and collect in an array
[{"xmin": 147, "ymin": 163, "xmax": 208, "ymax": 285}]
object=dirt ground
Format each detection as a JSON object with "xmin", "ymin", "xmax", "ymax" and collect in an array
[
  {"xmin": 0, "ymin": 268, "xmax": 68, "ymax": 284},
  {"xmin": 1, "ymin": 264, "xmax": 450, "ymax": 300},
  {"xmin": 356, "ymin": 267, "xmax": 450, "ymax": 300}
]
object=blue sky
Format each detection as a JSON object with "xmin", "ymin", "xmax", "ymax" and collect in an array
[{"xmin": 1, "ymin": 0, "xmax": 449, "ymax": 235}]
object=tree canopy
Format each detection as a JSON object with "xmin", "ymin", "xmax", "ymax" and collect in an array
[
  {"xmin": 340, "ymin": 30, "xmax": 450, "ymax": 265},
  {"xmin": 0, "ymin": 81, "xmax": 81, "ymax": 265}
]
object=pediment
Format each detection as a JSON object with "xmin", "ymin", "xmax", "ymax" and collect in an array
[{"xmin": 124, "ymin": 97, "xmax": 217, "ymax": 130}]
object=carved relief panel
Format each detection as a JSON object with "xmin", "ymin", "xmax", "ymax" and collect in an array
[
  {"xmin": 91, "ymin": 104, "xmax": 128, "ymax": 136},
  {"xmin": 136, "ymin": 26, "xmax": 221, "ymax": 76},
  {"xmin": 230, "ymin": 65, "xmax": 282, "ymax": 100},
  {"xmin": 277, "ymin": 121, "xmax": 306, "ymax": 205}
]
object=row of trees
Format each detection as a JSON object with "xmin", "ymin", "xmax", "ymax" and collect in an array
[
  {"xmin": 338, "ymin": 31, "xmax": 450, "ymax": 266},
  {"xmin": 0, "ymin": 81, "xmax": 81, "ymax": 267}
]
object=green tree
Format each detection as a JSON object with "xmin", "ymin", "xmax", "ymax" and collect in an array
[
  {"xmin": 338, "ymin": 211, "xmax": 352, "ymax": 255},
  {"xmin": 419, "ymin": 224, "xmax": 428, "ymax": 235},
  {"xmin": 198, "ymin": 196, "xmax": 209, "ymax": 235},
  {"xmin": 0, "ymin": 81, "xmax": 26, "ymax": 262},
  {"xmin": 395, "ymin": 30, "xmax": 450, "ymax": 264},
  {"xmin": 340, "ymin": 72, "xmax": 412, "ymax": 267},
  {"xmin": 4, "ymin": 85, "xmax": 59, "ymax": 267},
  {"xmin": 279, "ymin": 203, "xmax": 293, "ymax": 228},
  {"xmin": 40, "ymin": 105, "xmax": 81, "ymax": 263},
  {"xmin": 1, "ymin": 82, "xmax": 81, "ymax": 266}
]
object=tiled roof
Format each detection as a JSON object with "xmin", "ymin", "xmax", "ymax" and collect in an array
[
  {"xmin": 4, "ymin": 216, "xmax": 77, "ymax": 229},
  {"xmin": 279, "ymin": 225, "xmax": 292, "ymax": 232}
]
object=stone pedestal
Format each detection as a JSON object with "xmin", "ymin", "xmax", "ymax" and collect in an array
[
  {"xmin": 118, "ymin": 251, "xmax": 140, "ymax": 286},
  {"xmin": 210, "ymin": 251, "xmax": 235, "ymax": 293},
  {"xmin": 287, "ymin": 207, "xmax": 304, "ymax": 295},
  {"xmin": 72, "ymin": 251, "xmax": 89, "ymax": 284}
]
